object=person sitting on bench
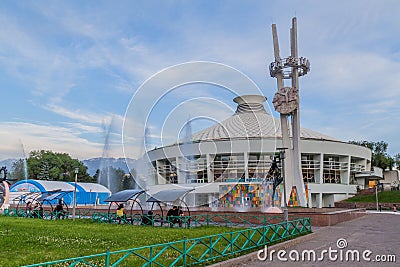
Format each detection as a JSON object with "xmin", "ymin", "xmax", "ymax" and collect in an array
[
  {"xmin": 54, "ymin": 199, "xmax": 65, "ymax": 219},
  {"xmin": 142, "ymin": 210, "xmax": 154, "ymax": 226},
  {"xmin": 166, "ymin": 206, "xmax": 179, "ymax": 227},
  {"xmin": 116, "ymin": 203, "xmax": 125, "ymax": 224}
]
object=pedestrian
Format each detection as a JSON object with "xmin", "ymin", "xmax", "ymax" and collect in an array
[
  {"xmin": 166, "ymin": 207, "xmax": 174, "ymax": 227},
  {"xmin": 116, "ymin": 203, "xmax": 125, "ymax": 224},
  {"xmin": 26, "ymin": 201, "xmax": 32, "ymax": 217},
  {"xmin": 166, "ymin": 206, "xmax": 178, "ymax": 227},
  {"xmin": 178, "ymin": 206, "xmax": 184, "ymax": 227},
  {"xmin": 33, "ymin": 203, "xmax": 39, "ymax": 218},
  {"xmin": 38, "ymin": 204, "xmax": 44, "ymax": 219},
  {"xmin": 54, "ymin": 199, "xmax": 65, "ymax": 219}
]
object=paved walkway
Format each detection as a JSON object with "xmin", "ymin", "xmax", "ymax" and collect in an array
[{"xmin": 239, "ymin": 213, "xmax": 399, "ymax": 267}]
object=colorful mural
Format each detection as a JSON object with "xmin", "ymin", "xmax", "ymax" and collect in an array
[
  {"xmin": 219, "ymin": 182, "xmax": 283, "ymax": 209},
  {"xmin": 288, "ymin": 186, "xmax": 299, "ymax": 206},
  {"xmin": 287, "ymin": 184, "xmax": 310, "ymax": 207}
]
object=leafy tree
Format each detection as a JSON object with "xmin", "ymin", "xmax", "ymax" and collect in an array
[
  {"xmin": 394, "ymin": 153, "xmax": 400, "ymax": 168},
  {"xmin": 27, "ymin": 150, "xmax": 93, "ymax": 182},
  {"xmin": 37, "ymin": 161, "xmax": 50, "ymax": 180},
  {"xmin": 10, "ymin": 159, "xmax": 26, "ymax": 181},
  {"xmin": 121, "ymin": 173, "xmax": 135, "ymax": 190},
  {"xmin": 349, "ymin": 141, "xmax": 394, "ymax": 170}
]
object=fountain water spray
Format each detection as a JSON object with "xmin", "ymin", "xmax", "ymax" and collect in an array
[
  {"xmin": 20, "ymin": 140, "xmax": 28, "ymax": 182},
  {"xmin": 98, "ymin": 117, "xmax": 117, "ymax": 192}
]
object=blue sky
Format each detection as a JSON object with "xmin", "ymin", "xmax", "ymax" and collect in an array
[{"xmin": 1, "ymin": 0, "xmax": 400, "ymax": 160}]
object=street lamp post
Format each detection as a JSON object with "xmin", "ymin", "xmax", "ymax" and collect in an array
[
  {"xmin": 73, "ymin": 167, "xmax": 78, "ymax": 221},
  {"xmin": 375, "ymin": 180, "xmax": 379, "ymax": 212},
  {"xmin": 277, "ymin": 147, "xmax": 288, "ymax": 222}
]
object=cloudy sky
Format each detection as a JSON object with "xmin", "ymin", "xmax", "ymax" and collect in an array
[{"xmin": 0, "ymin": 0, "xmax": 399, "ymax": 161}]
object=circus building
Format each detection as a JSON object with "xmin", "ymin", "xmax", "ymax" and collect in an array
[{"xmin": 142, "ymin": 94, "xmax": 372, "ymax": 209}]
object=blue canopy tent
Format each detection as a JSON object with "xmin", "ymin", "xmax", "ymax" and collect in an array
[{"xmin": 10, "ymin": 179, "xmax": 111, "ymax": 205}]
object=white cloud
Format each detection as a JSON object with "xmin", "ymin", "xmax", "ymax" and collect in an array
[{"xmin": 0, "ymin": 122, "xmax": 102, "ymax": 160}]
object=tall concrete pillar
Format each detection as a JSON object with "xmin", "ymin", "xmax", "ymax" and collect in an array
[
  {"xmin": 319, "ymin": 153, "xmax": 324, "ymax": 184},
  {"xmin": 344, "ymin": 156, "xmax": 351, "ymax": 185},
  {"xmin": 206, "ymin": 154, "xmax": 213, "ymax": 183},
  {"xmin": 318, "ymin": 193, "xmax": 323, "ymax": 208},
  {"xmin": 244, "ymin": 152, "xmax": 249, "ymax": 182},
  {"xmin": 270, "ymin": 18, "xmax": 309, "ymax": 207},
  {"xmin": 272, "ymin": 24, "xmax": 295, "ymax": 206},
  {"xmin": 175, "ymin": 157, "xmax": 183, "ymax": 184},
  {"xmin": 290, "ymin": 17, "xmax": 307, "ymax": 207}
]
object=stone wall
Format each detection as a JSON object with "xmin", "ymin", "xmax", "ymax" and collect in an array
[{"xmin": 335, "ymin": 201, "xmax": 399, "ymax": 210}]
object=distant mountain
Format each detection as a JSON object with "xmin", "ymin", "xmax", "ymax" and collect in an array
[
  {"xmin": 0, "ymin": 158, "xmax": 19, "ymax": 171},
  {"xmin": 82, "ymin": 158, "xmax": 136, "ymax": 176}
]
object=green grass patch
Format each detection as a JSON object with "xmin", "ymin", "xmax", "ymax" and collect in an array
[
  {"xmin": 0, "ymin": 216, "xmax": 234, "ymax": 266},
  {"xmin": 344, "ymin": 190, "xmax": 400, "ymax": 203}
]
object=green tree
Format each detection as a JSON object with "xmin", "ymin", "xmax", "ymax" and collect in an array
[
  {"xmin": 394, "ymin": 153, "xmax": 400, "ymax": 168},
  {"xmin": 349, "ymin": 141, "xmax": 394, "ymax": 170},
  {"xmin": 10, "ymin": 159, "xmax": 26, "ymax": 181},
  {"xmin": 121, "ymin": 173, "xmax": 135, "ymax": 190},
  {"xmin": 37, "ymin": 161, "xmax": 50, "ymax": 180},
  {"xmin": 27, "ymin": 150, "xmax": 93, "ymax": 182}
]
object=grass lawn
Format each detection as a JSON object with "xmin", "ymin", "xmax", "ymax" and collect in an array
[
  {"xmin": 0, "ymin": 216, "xmax": 234, "ymax": 266},
  {"xmin": 344, "ymin": 190, "xmax": 400, "ymax": 203}
]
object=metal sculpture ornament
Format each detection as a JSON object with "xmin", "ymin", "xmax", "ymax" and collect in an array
[
  {"xmin": 269, "ymin": 56, "xmax": 310, "ymax": 80},
  {"xmin": 0, "ymin": 166, "xmax": 10, "ymax": 210},
  {"xmin": 269, "ymin": 56, "xmax": 309, "ymax": 115},
  {"xmin": 0, "ymin": 166, "xmax": 7, "ymax": 182},
  {"xmin": 272, "ymin": 86, "xmax": 298, "ymax": 115}
]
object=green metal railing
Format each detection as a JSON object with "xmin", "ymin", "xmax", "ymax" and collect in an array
[
  {"xmin": 189, "ymin": 213, "xmax": 282, "ymax": 227},
  {"xmin": 3, "ymin": 208, "xmax": 69, "ymax": 220},
  {"xmin": 4, "ymin": 208, "xmax": 288, "ymax": 228},
  {"xmin": 24, "ymin": 217, "xmax": 311, "ymax": 267},
  {"xmin": 4, "ymin": 208, "xmax": 99, "ymax": 220},
  {"xmin": 90, "ymin": 212, "xmax": 284, "ymax": 228}
]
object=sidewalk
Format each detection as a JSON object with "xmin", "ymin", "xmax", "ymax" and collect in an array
[
  {"xmin": 366, "ymin": 210, "xmax": 400, "ymax": 215},
  {"xmin": 216, "ymin": 213, "xmax": 399, "ymax": 267}
]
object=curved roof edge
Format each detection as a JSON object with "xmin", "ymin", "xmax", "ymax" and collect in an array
[
  {"xmin": 10, "ymin": 179, "xmax": 111, "ymax": 193},
  {"xmin": 67, "ymin": 182, "xmax": 111, "ymax": 193}
]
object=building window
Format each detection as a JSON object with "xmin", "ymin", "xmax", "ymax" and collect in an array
[
  {"xmin": 212, "ymin": 154, "xmax": 245, "ymax": 182},
  {"xmin": 167, "ymin": 173, "xmax": 178, "ymax": 184},
  {"xmin": 303, "ymin": 169, "xmax": 315, "ymax": 183},
  {"xmin": 323, "ymin": 170, "xmax": 341, "ymax": 183},
  {"xmin": 157, "ymin": 159, "xmax": 178, "ymax": 184},
  {"xmin": 350, "ymin": 158, "xmax": 366, "ymax": 173},
  {"xmin": 248, "ymin": 153, "xmax": 272, "ymax": 180},
  {"xmin": 302, "ymin": 154, "xmax": 318, "ymax": 183}
]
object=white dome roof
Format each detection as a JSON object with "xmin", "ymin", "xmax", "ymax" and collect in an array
[
  {"xmin": 190, "ymin": 95, "xmax": 338, "ymax": 142},
  {"xmin": 34, "ymin": 180, "xmax": 76, "ymax": 192},
  {"xmin": 76, "ymin": 182, "xmax": 111, "ymax": 193}
]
